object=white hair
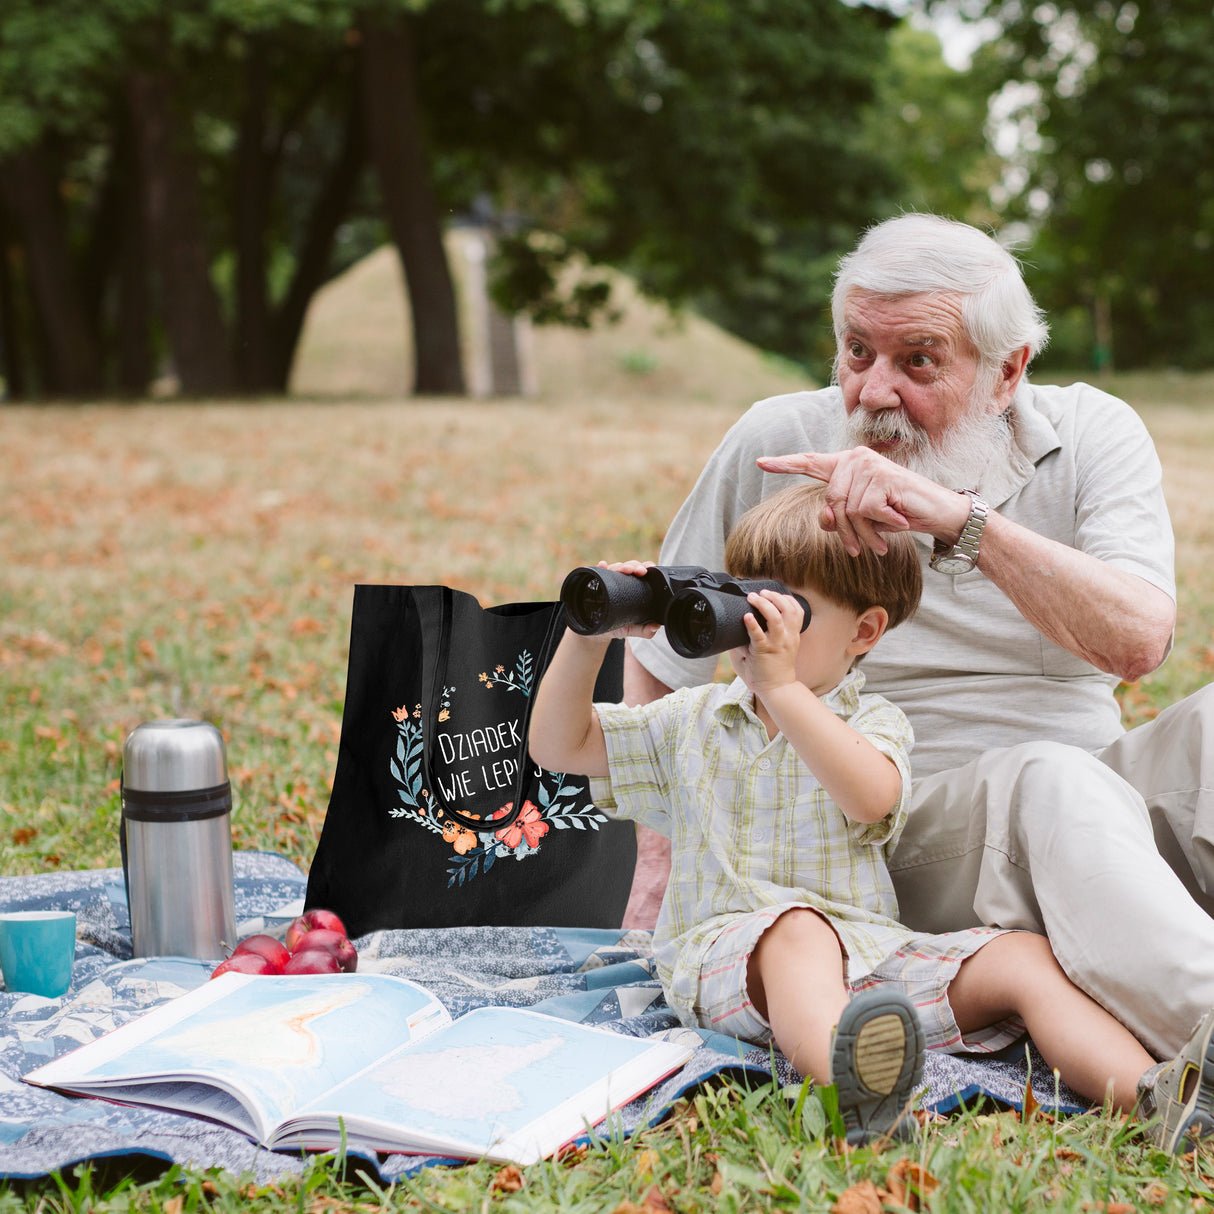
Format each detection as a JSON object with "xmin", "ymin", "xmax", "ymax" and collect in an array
[{"xmin": 831, "ymin": 214, "xmax": 1049, "ymax": 369}]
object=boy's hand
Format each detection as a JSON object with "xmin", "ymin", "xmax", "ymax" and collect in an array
[
  {"xmin": 730, "ymin": 589, "xmax": 803, "ymax": 694},
  {"xmin": 574, "ymin": 560, "xmax": 662, "ymax": 641}
]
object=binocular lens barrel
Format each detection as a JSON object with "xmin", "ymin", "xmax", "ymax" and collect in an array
[
  {"xmin": 560, "ymin": 566, "xmax": 659, "ymax": 635},
  {"xmin": 665, "ymin": 589, "xmax": 754, "ymax": 659}
]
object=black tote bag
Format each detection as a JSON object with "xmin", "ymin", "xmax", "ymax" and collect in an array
[{"xmin": 305, "ymin": 585, "xmax": 637, "ymax": 937}]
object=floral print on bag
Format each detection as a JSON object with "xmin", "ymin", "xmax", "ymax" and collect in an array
[{"xmin": 388, "ymin": 648, "xmax": 610, "ymax": 887}]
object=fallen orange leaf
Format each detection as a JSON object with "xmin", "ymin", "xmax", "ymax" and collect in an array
[
  {"xmin": 489, "ymin": 1164, "xmax": 523, "ymax": 1193},
  {"xmin": 831, "ymin": 1179, "xmax": 884, "ymax": 1214},
  {"xmin": 886, "ymin": 1158, "xmax": 940, "ymax": 1211}
]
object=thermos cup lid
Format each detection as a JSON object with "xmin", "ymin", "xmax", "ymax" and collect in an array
[{"xmin": 122, "ymin": 719, "xmax": 228, "ymax": 793}]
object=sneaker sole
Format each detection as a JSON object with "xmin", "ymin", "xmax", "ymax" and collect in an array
[
  {"xmin": 1169, "ymin": 1022, "xmax": 1214, "ymax": 1153},
  {"xmin": 831, "ymin": 991, "xmax": 925, "ymax": 1146}
]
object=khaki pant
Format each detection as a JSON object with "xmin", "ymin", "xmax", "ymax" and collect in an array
[{"xmin": 890, "ymin": 683, "xmax": 1214, "ymax": 1058}]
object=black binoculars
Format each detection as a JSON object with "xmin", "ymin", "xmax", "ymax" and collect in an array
[{"xmin": 559, "ymin": 565, "xmax": 810, "ymax": 659}]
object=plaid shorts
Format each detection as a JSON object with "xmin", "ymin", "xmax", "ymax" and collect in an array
[{"xmin": 693, "ymin": 905, "xmax": 1026, "ymax": 1055}]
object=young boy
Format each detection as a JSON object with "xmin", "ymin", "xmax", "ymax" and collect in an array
[{"xmin": 531, "ymin": 483, "xmax": 1214, "ymax": 1149}]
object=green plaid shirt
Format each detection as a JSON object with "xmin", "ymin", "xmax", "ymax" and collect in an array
[{"xmin": 591, "ymin": 668, "xmax": 916, "ymax": 1023}]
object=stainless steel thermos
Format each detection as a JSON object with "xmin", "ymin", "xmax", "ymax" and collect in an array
[{"xmin": 120, "ymin": 719, "xmax": 237, "ymax": 959}]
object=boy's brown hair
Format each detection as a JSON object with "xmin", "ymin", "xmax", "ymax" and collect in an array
[{"xmin": 724, "ymin": 483, "xmax": 922, "ymax": 629}]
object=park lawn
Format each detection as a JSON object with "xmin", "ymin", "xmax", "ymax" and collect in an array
[{"xmin": 2, "ymin": 371, "xmax": 1214, "ymax": 1211}]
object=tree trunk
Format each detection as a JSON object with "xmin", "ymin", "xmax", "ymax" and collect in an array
[
  {"xmin": 114, "ymin": 114, "xmax": 153, "ymax": 397},
  {"xmin": 0, "ymin": 144, "xmax": 103, "ymax": 396},
  {"xmin": 234, "ymin": 36, "xmax": 274, "ymax": 392},
  {"xmin": 270, "ymin": 83, "xmax": 367, "ymax": 391},
  {"xmin": 127, "ymin": 66, "xmax": 235, "ymax": 396},
  {"xmin": 82, "ymin": 111, "xmax": 151, "ymax": 395},
  {"xmin": 0, "ymin": 203, "xmax": 29, "ymax": 400},
  {"xmin": 358, "ymin": 14, "xmax": 465, "ymax": 396}
]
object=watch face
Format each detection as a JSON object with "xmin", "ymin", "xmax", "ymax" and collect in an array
[{"xmin": 932, "ymin": 553, "xmax": 977, "ymax": 575}]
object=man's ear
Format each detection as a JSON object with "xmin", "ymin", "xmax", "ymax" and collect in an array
[
  {"xmin": 848, "ymin": 606, "xmax": 889, "ymax": 657},
  {"xmin": 995, "ymin": 345, "xmax": 1031, "ymax": 408}
]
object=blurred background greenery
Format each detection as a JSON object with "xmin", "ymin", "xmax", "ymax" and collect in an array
[{"xmin": 2, "ymin": 0, "xmax": 1211, "ymax": 402}]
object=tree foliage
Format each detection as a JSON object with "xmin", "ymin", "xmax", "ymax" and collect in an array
[
  {"xmin": 0, "ymin": 0, "xmax": 372, "ymax": 396},
  {"xmin": 967, "ymin": 0, "xmax": 1214, "ymax": 370},
  {"xmin": 0, "ymin": 0, "xmax": 923, "ymax": 399},
  {"xmin": 473, "ymin": 0, "xmax": 900, "ymax": 373},
  {"xmin": 858, "ymin": 22, "xmax": 1002, "ymax": 230}
]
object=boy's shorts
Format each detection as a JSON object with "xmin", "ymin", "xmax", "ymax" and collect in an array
[{"xmin": 693, "ymin": 904, "xmax": 1026, "ymax": 1055}]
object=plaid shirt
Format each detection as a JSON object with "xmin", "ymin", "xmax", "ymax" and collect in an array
[{"xmin": 591, "ymin": 668, "xmax": 918, "ymax": 1024}]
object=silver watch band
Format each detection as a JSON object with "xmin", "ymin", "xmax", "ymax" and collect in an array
[{"xmin": 930, "ymin": 489, "xmax": 988, "ymax": 573}]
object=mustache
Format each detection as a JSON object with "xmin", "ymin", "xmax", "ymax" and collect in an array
[{"xmin": 847, "ymin": 409, "xmax": 929, "ymax": 449}]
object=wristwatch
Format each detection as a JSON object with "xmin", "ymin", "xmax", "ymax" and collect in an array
[{"xmin": 930, "ymin": 489, "xmax": 988, "ymax": 575}]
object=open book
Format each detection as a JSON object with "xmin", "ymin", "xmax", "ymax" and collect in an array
[{"xmin": 24, "ymin": 972, "xmax": 694, "ymax": 1165}]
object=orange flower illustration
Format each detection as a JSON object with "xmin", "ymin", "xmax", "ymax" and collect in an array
[
  {"xmin": 494, "ymin": 800, "xmax": 549, "ymax": 850},
  {"xmin": 453, "ymin": 829, "xmax": 479, "ymax": 854},
  {"xmin": 392, "ymin": 705, "xmax": 409, "ymax": 723},
  {"xmin": 441, "ymin": 820, "xmax": 460, "ymax": 843}
]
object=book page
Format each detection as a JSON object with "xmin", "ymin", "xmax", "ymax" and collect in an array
[
  {"xmin": 273, "ymin": 1006, "xmax": 693, "ymax": 1163},
  {"xmin": 25, "ymin": 973, "xmax": 450, "ymax": 1142}
]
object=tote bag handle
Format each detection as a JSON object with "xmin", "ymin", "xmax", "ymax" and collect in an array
[{"xmin": 419, "ymin": 587, "xmax": 568, "ymax": 833}]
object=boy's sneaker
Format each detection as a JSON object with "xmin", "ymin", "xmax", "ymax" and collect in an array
[
  {"xmin": 1139, "ymin": 1007, "xmax": 1214, "ymax": 1153},
  {"xmin": 830, "ymin": 989, "xmax": 925, "ymax": 1146}
]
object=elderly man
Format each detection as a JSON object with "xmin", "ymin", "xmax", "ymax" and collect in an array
[{"xmin": 624, "ymin": 213, "xmax": 1214, "ymax": 1063}]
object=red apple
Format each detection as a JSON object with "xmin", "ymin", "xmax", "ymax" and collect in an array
[
  {"xmin": 302, "ymin": 908, "xmax": 347, "ymax": 936},
  {"xmin": 292, "ymin": 928, "xmax": 358, "ymax": 972},
  {"xmin": 282, "ymin": 948, "xmax": 342, "ymax": 974},
  {"xmin": 285, "ymin": 909, "xmax": 348, "ymax": 952},
  {"xmin": 232, "ymin": 934, "xmax": 290, "ymax": 971},
  {"xmin": 211, "ymin": 951, "xmax": 278, "ymax": 979}
]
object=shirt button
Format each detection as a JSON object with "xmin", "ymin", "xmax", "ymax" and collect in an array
[{"xmin": 758, "ymin": 758, "xmax": 772, "ymax": 771}]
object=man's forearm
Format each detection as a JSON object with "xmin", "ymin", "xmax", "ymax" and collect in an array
[
  {"xmin": 977, "ymin": 510, "xmax": 1175, "ymax": 681},
  {"xmin": 759, "ymin": 448, "xmax": 1176, "ymax": 681}
]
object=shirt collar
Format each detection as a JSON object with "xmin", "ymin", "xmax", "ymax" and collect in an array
[
  {"xmin": 719, "ymin": 666, "xmax": 867, "ymax": 724},
  {"xmin": 973, "ymin": 381, "xmax": 1061, "ymax": 508}
]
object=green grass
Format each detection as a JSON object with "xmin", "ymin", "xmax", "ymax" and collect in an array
[
  {"xmin": 2, "ymin": 372, "xmax": 1214, "ymax": 1209},
  {"xmin": 5, "ymin": 1076, "xmax": 1214, "ymax": 1212}
]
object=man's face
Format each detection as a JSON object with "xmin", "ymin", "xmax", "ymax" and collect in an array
[{"xmin": 836, "ymin": 290, "xmax": 1006, "ymax": 452}]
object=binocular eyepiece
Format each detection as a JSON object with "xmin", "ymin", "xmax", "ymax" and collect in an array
[{"xmin": 560, "ymin": 565, "xmax": 810, "ymax": 659}]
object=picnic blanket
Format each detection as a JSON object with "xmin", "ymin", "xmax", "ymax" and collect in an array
[{"xmin": 0, "ymin": 852, "xmax": 1085, "ymax": 1183}]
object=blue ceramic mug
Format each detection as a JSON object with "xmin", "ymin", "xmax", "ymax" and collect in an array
[{"xmin": 0, "ymin": 911, "xmax": 76, "ymax": 998}]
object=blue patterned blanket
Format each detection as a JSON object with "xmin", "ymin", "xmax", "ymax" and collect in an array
[{"xmin": 0, "ymin": 852, "xmax": 1083, "ymax": 1182}]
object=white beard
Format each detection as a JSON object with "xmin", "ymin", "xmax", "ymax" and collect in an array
[{"xmin": 843, "ymin": 399, "xmax": 1013, "ymax": 489}]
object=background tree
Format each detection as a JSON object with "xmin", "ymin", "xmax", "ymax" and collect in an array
[
  {"xmin": 966, "ymin": 0, "xmax": 1214, "ymax": 370},
  {"xmin": 858, "ymin": 22, "xmax": 1002, "ymax": 230},
  {"xmin": 475, "ymin": 0, "xmax": 900, "ymax": 376},
  {"xmin": 0, "ymin": 0, "xmax": 369, "ymax": 397},
  {"xmin": 0, "ymin": 0, "xmax": 920, "ymax": 400}
]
